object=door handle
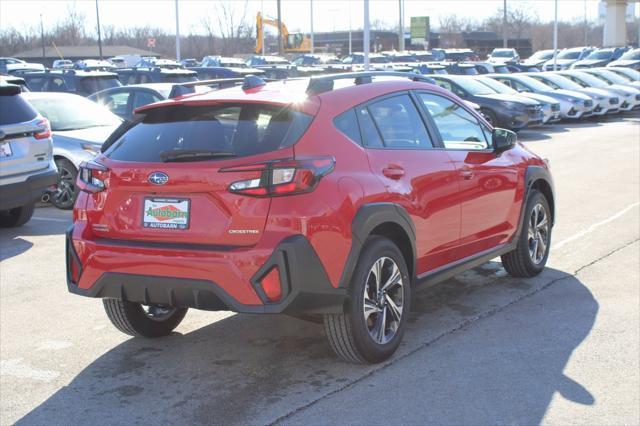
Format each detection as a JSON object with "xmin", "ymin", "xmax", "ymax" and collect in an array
[
  {"xmin": 460, "ymin": 167, "xmax": 474, "ymax": 180},
  {"xmin": 382, "ymin": 165, "xmax": 405, "ymax": 180}
]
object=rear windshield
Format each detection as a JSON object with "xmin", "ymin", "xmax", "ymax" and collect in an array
[
  {"xmin": 106, "ymin": 104, "xmax": 313, "ymax": 162},
  {"xmin": 77, "ymin": 77, "xmax": 121, "ymax": 96},
  {"xmin": 160, "ymin": 74, "xmax": 198, "ymax": 83},
  {"xmin": 0, "ymin": 94, "xmax": 38, "ymax": 125}
]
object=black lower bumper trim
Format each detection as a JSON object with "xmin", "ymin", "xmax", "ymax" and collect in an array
[
  {"xmin": 0, "ymin": 168, "xmax": 57, "ymax": 211},
  {"xmin": 66, "ymin": 230, "xmax": 347, "ymax": 315}
]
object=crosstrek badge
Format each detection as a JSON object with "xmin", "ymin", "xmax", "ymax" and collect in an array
[{"xmin": 143, "ymin": 198, "xmax": 190, "ymax": 229}]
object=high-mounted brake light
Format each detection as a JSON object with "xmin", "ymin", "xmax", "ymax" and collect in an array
[
  {"xmin": 34, "ymin": 118, "xmax": 51, "ymax": 140},
  {"xmin": 222, "ymin": 157, "xmax": 335, "ymax": 197},
  {"xmin": 77, "ymin": 161, "xmax": 109, "ymax": 193}
]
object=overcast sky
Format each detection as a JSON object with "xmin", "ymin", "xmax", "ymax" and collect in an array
[{"xmin": 0, "ymin": 0, "xmax": 637, "ymax": 36}]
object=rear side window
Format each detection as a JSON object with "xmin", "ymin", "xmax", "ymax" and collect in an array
[
  {"xmin": 106, "ymin": 104, "xmax": 313, "ymax": 162},
  {"xmin": 0, "ymin": 94, "xmax": 38, "ymax": 125},
  {"xmin": 77, "ymin": 77, "xmax": 121, "ymax": 96},
  {"xmin": 333, "ymin": 109, "xmax": 361, "ymax": 144}
]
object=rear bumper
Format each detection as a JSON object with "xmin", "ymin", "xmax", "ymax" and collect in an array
[
  {"xmin": 65, "ymin": 226, "xmax": 347, "ymax": 315},
  {"xmin": 0, "ymin": 168, "xmax": 57, "ymax": 211}
]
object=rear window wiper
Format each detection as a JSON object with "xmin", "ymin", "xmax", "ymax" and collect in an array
[{"xmin": 159, "ymin": 149, "xmax": 236, "ymax": 162}]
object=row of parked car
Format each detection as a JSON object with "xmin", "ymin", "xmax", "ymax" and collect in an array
[{"xmin": 0, "ymin": 46, "xmax": 638, "ymax": 217}]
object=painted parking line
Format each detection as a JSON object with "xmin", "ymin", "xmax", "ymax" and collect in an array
[
  {"xmin": 552, "ymin": 201, "xmax": 640, "ymax": 250},
  {"xmin": 30, "ymin": 216, "xmax": 70, "ymax": 223}
]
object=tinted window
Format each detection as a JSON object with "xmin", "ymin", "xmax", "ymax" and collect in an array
[
  {"xmin": 132, "ymin": 91, "xmax": 162, "ymax": 110},
  {"xmin": 366, "ymin": 95, "xmax": 433, "ymax": 149},
  {"xmin": 106, "ymin": 104, "xmax": 313, "ymax": 162},
  {"xmin": 77, "ymin": 77, "xmax": 121, "ymax": 96},
  {"xmin": 23, "ymin": 76, "xmax": 47, "ymax": 91},
  {"xmin": 334, "ymin": 109, "xmax": 361, "ymax": 144},
  {"xmin": 48, "ymin": 77, "xmax": 68, "ymax": 91},
  {"xmin": 161, "ymin": 74, "xmax": 197, "ymax": 83},
  {"xmin": 0, "ymin": 94, "xmax": 38, "ymax": 125},
  {"xmin": 99, "ymin": 91, "xmax": 131, "ymax": 117},
  {"xmin": 356, "ymin": 107, "xmax": 383, "ymax": 148},
  {"xmin": 418, "ymin": 93, "xmax": 489, "ymax": 150}
]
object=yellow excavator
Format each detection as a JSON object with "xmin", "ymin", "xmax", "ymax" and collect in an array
[{"xmin": 255, "ymin": 12, "xmax": 312, "ymax": 54}]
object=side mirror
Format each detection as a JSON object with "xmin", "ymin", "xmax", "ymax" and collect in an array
[{"xmin": 492, "ymin": 128, "xmax": 517, "ymax": 154}]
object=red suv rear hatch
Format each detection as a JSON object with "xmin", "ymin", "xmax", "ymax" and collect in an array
[{"xmin": 82, "ymin": 102, "xmax": 313, "ymax": 247}]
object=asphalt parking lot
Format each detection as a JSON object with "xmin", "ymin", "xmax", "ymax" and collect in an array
[{"xmin": 1, "ymin": 113, "xmax": 639, "ymax": 425}]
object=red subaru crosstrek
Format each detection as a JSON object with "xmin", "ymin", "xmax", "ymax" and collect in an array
[{"xmin": 67, "ymin": 72, "xmax": 554, "ymax": 363}]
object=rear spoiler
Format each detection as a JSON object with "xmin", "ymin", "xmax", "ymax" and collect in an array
[
  {"xmin": 0, "ymin": 83, "xmax": 21, "ymax": 96},
  {"xmin": 167, "ymin": 76, "xmax": 273, "ymax": 99}
]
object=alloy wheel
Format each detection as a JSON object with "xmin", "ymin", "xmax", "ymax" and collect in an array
[
  {"xmin": 528, "ymin": 203, "xmax": 549, "ymax": 264},
  {"xmin": 142, "ymin": 304, "xmax": 177, "ymax": 321},
  {"xmin": 52, "ymin": 166, "xmax": 76, "ymax": 207},
  {"xmin": 363, "ymin": 256, "xmax": 404, "ymax": 345}
]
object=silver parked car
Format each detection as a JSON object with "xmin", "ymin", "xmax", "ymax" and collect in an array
[
  {"xmin": 0, "ymin": 84, "xmax": 57, "ymax": 227},
  {"xmin": 22, "ymin": 92, "xmax": 122, "ymax": 209},
  {"xmin": 556, "ymin": 70, "xmax": 640, "ymax": 111}
]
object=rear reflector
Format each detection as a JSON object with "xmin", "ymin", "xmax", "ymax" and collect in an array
[{"xmin": 260, "ymin": 267, "xmax": 282, "ymax": 302}]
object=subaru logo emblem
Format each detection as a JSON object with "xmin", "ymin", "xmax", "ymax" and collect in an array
[{"xmin": 148, "ymin": 172, "xmax": 169, "ymax": 185}]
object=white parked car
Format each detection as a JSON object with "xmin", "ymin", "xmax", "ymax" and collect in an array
[{"xmin": 488, "ymin": 48, "xmax": 520, "ymax": 64}]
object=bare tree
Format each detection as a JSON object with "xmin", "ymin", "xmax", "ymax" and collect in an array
[{"xmin": 213, "ymin": 0, "xmax": 252, "ymax": 56}]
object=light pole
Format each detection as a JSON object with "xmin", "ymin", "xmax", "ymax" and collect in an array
[
  {"xmin": 40, "ymin": 14, "xmax": 45, "ymax": 61},
  {"xmin": 364, "ymin": 0, "xmax": 370, "ymax": 70},
  {"xmin": 503, "ymin": 0, "xmax": 508, "ymax": 48},
  {"xmin": 95, "ymin": 0, "xmax": 103, "ymax": 60},
  {"xmin": 310, "ymin": 0, "xmax": 314, "ymax": 54},
  {"xmin": 348, "ymin": 2, "xmax": 352, "ymax": 54},
  {"xmin": 175, "ymin": 0, "xmax": 181, "ymax": 61},
  {"xmin": 553, "ymin": 0, "xmax": 558, "ymax": 71},
  {"xmin": 277, "ymin": 0, "xmax": 283, "ymax": 56},
  {"xmin": 584, "ymin": 0, "xmax": 588, "ymax": 45},
  {"xmin": 398, "ymin": 0, "xmax": 404, "ymax": 51}
]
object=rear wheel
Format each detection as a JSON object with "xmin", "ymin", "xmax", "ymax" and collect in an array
[
  {"xmin": 51, "ymin": 158, "xmax": 78, "ymax": 210},
  {"xmin": 0, "ymin": 202, "xmax": 35, "ymax": 228},
  {"xmin": 103, "ymin": 299, "xmax": 188, "ymax": 338},
  {"xmin": 501, "ymin": 189, "xmax": 552, "ymax": 277},
  {"xmin": 324, "ymin": 236, "xmax": 411, "ymax": 364}
]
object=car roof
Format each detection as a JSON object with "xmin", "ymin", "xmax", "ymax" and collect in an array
[
  {"xmin": 135, "ymin": 77, "xmax": 445, "ymax": 115},
  {"xmin": 22, "ymin": 91, "xmax": 84, "ymax": 100}
]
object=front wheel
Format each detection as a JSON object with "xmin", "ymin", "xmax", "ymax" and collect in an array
[
  {"xmin": 324, "ymin": 237, "xmax": 411, "ymax": 364},
  {"xmin": 501, "ymin": 189, "xmax": 552, "ymax": 277},
  {"xmin": 103, "ymin": 299, "xmax": 188, "ymax": 337}
]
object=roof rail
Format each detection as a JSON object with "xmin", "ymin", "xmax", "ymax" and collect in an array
[{"xmin": 306, "ymin": 71, "xmax": 435, "ymax": 95}]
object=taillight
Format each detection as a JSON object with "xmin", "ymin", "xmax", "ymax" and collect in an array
[
  {"xmin": 77, "ymin": 161, "xmax": 109, "ymax": 193},
  {"xmin": 222, "ymin": 157, "xmax": 335, "ymax": 197},
  {"xmin": 34, "ymin": 118, "xmax": 51, "ymax": 140}
]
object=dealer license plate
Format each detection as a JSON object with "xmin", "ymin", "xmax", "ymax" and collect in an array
[{"xmin": 142, "ymin": 198, "xmax": 190, "ymax": 230}]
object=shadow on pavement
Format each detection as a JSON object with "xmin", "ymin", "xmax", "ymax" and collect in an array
[
  {"xmin": 0, "ymin": 208, "xmax": 70, "ymax": 260},
  {"xmin": 16, "ymin": 267, "xmax": 597, "ymax": 425}
]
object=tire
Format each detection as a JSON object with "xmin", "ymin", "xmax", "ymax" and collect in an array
[
  {"xmin": 481, "ymin": 108, "xmax": 498, "ymax": 127},
  {"xmin": 102, "ymin": 299, "xmax": 188, "ymax": 338},
  {"xmin": 51, "ymin": 158, "xmax": 78, "ymax": 210},
  {"xmin": 324, "ymin": 236, "xmax": 411, "ymax": 364},
  {"xmin": 0, "ymin": 202, "xmax": 35, "ymax": 228},
  {"xmin": 501, "ymin": 189, "xmax": 552, "ymax": 277}
]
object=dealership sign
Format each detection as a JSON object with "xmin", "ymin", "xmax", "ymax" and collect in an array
[{"xmin": 410, "ymin": 16, "xmax": 429, "ymax": 45}]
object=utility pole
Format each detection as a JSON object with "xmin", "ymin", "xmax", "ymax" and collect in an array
[
  {"xmin": 310, "ymin": 0, "xmax": 314, "ymax": 54},
  {"xmin": 175, "ymin": 0, "xmax": 181, "ymax": 61},
  {"xmin": 364, "ymin": 0, "xmax": 370, "ymax": 70},
  {"xmin": 277, "ymin": 0, "xmax": 283, "ymax": 56},
  {"xmin": 40, "ymin": 14, "xmax": 45, "ymax": 61},
  {"xmin": 348, "ymin": 2, "xmax": 352, "ymax": 54},
  {"xmin": 95, "ymin": 0, "xmax": 103, "ymax": 59},
  {"xmin": 261, "ymin": 0, "xmax": 266, "ymax": 55},
  {"xmin": 553, "ymin": 0, "xmax": 558, "ymax": 71},
  {"xmin": 584, "ymin": 0, "xmax": 588, "ymax": 46},
  {"xmin": 503, "ymin": 0, "xmax": 508, "ymax": 48},
  {"xmin": 398, "ymin": 0, "xmax": 404, "ymax": 51}
]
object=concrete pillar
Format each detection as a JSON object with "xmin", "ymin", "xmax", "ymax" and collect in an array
[{"xmin": 603, "ymin": 0, "xmax": 628, "ymax": 47}]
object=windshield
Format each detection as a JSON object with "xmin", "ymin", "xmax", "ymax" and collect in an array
[
  {"xmin": 476, "ymin": 77, "xmax": 516, "ymax": 94},
  {"xmin": 515, "ymin": 75, "xmax": 555, "ymax": 91},
  {"xmin": 390, "ymin": 55, "xmax": 417, "ymax": 63},
  {"xmin": 454, "ymin": 78, "xmax": 495, "ymax": 95},
  {"xmin": 370, "ymin": 56, "xmax": 391, "ymax": 64},
  {"xmin": 536, "ymin": 73, "xmax": 583, "ymax": 90},
  {"xmin": 557, "ymin": 50, "xmax": 581, "ymax": 59},
  {"xmin": 592, "ymin": 70, "xmax": 629, "ymax": 84},
  {"xmin": 586, "ymin": 50, "xmax": 613, "ymax": 60},
  {"xmin": 28, "ymin": 95, "xmax": 121, "ymax": 131},
  {"xmin": 161, "ymin": 74, "xmax": 198, "ymax": 83},
  {"xmin": 492, "ymin": 50, "xmax": 514, "ymax": 58},
  {"xmin": 610, "ymin": 67, "xmax": 640, "ymax": 80},
  {"xmin": 105, "ymin": 104, "xmax": 312, "ymax": 162},
  {"xmin": 76, "ymin": 77, "xmax": 121, "ymax": 96},
  {"xmin": 565, "ymin": 72, "xmax": 608, "ymax": 88},
  {"xmin": 619, "ymin": 50, "xmax": 640, "ymax": 60},
  {"xmin": 529, "ymin": 50, "xmax": 553, "ymax": 60}
]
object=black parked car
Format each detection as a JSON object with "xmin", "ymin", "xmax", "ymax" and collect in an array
[
  {"xmin": 572, "ymin": 47, "xmax": 630, "ymax": 69},
  {"xmin": 429, "ymin": 74, "xmax": 544, "ymax": 130},
  {"xmin": 20, "ymin": 70, "xmax": 121, "ymax": 97},
  {"xmin": 115, "ymin": 67, "xmax": 197, "ymax": 85}
]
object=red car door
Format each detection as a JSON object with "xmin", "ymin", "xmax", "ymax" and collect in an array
[
  {"xmin": 356, "ymin": 93, "xmax": 462, "ymax": 273},
  {"xmin": 416, "ymin": 92, "xmax": 520, "ymax": 258}
]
